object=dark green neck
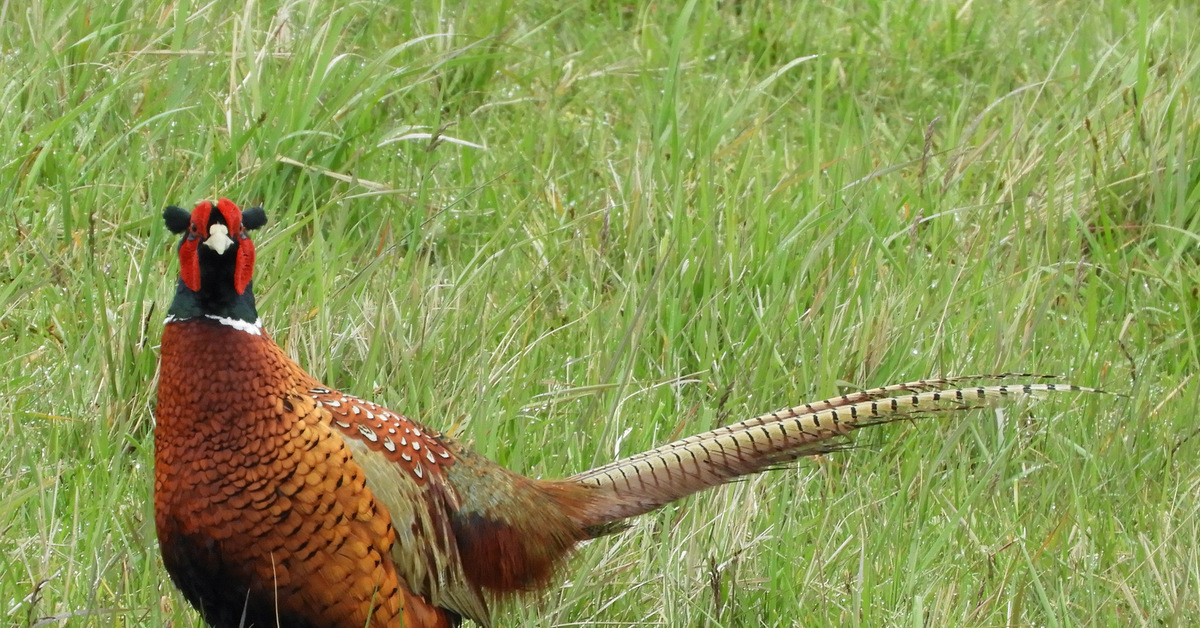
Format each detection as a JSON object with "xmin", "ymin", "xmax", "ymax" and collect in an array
[{"xmin": 166, "ymin": 278, "xmax": 259, "ymax": 324}]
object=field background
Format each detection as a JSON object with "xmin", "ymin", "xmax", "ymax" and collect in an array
[{"xmin": 3, "ymin": 0, "xmax": 1199, "ymax": 626}]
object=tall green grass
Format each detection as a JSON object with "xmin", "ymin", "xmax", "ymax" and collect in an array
[{"xmin": 2, "ymin": 0, "xmax": 1198, "ymax": 625}]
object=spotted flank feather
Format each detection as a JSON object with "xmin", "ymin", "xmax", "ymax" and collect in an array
[{"xmin": 307, "ymin": 388, "xmax": 454, "ymax": 484}]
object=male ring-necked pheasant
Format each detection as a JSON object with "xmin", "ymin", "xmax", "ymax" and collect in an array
[{"xmin": 154, "ymin": 199, "xmax": 1096, "ymax": 628}]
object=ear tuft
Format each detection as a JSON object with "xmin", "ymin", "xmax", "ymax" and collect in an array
[
  {"xmin": 163, "ymin": 206, "xmax": 191, "ymax": 234},
  {"xmin": 242, "ymin": 206, "xmax": 267, "ymax": 230}
]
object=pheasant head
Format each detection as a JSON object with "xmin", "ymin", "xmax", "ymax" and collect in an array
[{"xmin": 163, "ymin": 199, "xmax": 267, "ymax": 329}]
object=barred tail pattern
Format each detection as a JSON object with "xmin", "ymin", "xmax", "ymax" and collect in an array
[{"xmin": 571, "ymin": 377, "xmax": 1098, "ymax": 528}]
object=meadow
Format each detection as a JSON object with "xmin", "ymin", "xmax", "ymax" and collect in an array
[{"xmin": 2, "ymin": 0, "xmax": 1199, "ymax": 625}]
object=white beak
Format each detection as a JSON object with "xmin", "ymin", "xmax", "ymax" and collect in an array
[{"xmin": 204, "ymin": 224, "xmax": 235, "ymax": 255}]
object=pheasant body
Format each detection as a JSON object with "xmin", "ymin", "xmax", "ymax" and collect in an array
[
  {"xmin": 155, "ymin": 319, "xmax": 411, "ymax": 627},
  {"xmin": 153, "ymin": 200, "xmax": 1097, "ymax": 628}
]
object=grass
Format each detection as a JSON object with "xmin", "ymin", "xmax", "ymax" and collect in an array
[{"xmin": 2, "ymin": 0, "xmax": 1199, "ymax": 625}]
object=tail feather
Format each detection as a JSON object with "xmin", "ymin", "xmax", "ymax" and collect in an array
[{"xmin": 570, "ymin": 378, "xmax": 1099, "ymax": 529}]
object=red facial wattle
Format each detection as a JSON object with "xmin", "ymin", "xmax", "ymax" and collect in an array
[
  {"xmin": 177, "ymin": 201, "xmax": 212, "ymax": 292},
  {"xmin": 216, "ymin": 198, "xmax": 256, "ymax": 295},
  {"xmin": 178, "ymin": 238, "xmax": 201, "ymax": 292}
]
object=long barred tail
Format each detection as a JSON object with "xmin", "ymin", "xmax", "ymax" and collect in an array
[{"xmin": 569, "ymin": 375, "xmax": 1101, "ymax": 530}]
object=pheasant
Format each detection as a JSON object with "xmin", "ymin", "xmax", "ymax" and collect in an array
[{"xmin": 154, "ymin": 199, "xmax": 1097, "ymax": 628}]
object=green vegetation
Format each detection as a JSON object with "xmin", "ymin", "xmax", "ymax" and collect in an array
[{"xmin": 2, "ymin": 0, "xmax": 1198, "ymax": 625}]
